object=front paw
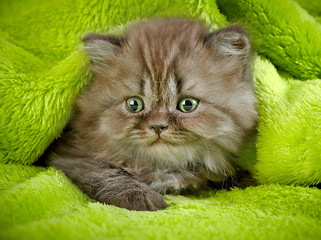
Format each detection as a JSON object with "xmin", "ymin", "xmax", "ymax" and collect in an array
[
  {"xmin": 123, "ymin": 188, "xmax": 166, "ymax": 211},
  {"xmin": 97, "ymin": 185, "xmax": 166, "ymax": 211}
]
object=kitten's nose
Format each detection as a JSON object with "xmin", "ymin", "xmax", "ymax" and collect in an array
[{"xmin": 149, "ymin": 124, "xmax": 168, "ymax": 134}]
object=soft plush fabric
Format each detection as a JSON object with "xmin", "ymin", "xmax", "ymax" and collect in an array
[
  {"xmin": 1, "ymin": 0, "xmax": 321, "ymax": 239},
  {"xmin": 1, "ymin": 163, "xmax": 321, "ymax": 240}
]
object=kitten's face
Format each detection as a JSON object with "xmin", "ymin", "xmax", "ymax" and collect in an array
[{"xmin": 78, "ymin": 18, "xmax": 257, "ymax": 167}]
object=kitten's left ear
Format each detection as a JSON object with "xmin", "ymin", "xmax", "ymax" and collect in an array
[
  {"xmin": 204, "ymin": 25, "xmax": 251, "ymax": 59},
  {"xmin": 82, "ymin": 34, "xmax": 125, "ymax": 66}
]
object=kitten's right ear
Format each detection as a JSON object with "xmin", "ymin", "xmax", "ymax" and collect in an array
[
  {"xmin": 204, "ymin": 25, "xmax": 251, "ymax": 59},
  {"xmin": 82, "ymin": 34, "xmax": 124, "ymax": 66}
]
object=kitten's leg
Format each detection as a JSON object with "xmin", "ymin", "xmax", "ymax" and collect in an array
[
  {"xmin": 49, "ymin": 155, "xmax": 166, "ymax": 211},
  {"xmin": 133, "ymin": 166, "xmax": 236, "ymax": 194},
  {"xmin": 134, "ymin": 170, "xmax": 204, "ymax": 194}
]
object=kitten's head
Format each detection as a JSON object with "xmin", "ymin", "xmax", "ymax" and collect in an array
[{"xmin": 78, "ymin": 18, "xmax": 257, "ymax": 169}]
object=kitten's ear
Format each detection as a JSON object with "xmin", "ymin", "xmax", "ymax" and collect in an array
[
  {"xmin": 204, "ymin": 25, "xmax": 251, "ymax": 59},
  {"xmin": 82, "ymin": 34, "xmax": 125, "ymax": 66}
]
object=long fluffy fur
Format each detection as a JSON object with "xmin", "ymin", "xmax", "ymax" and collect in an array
[{"xmin": 48, "ymin": 18, "xmax": 257, "ymax": 211}]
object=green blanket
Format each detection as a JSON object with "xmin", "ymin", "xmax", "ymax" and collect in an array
[{"xmin": 1, "ymin": 0, "xmax": 321, "ymax": 239}]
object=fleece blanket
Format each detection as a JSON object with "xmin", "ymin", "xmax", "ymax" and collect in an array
[{"xmin": 1, "ymin": 0, "xmax": 321, "ymax": 239}]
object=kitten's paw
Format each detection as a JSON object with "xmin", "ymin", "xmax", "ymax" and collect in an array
[
  {"xmin": 117, "ymin": 188, "xmax": 166, "ymax": 211},
  {"xmin": 97, "ymin": 185, "xmax": 166, "ymax": 211}
]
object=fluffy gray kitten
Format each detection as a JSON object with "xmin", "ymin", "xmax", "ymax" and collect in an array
[{"xmin": 48, "ymin": 18, "xmax": 257, "ymax": 211}]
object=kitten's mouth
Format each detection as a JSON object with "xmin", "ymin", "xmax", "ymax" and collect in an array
[
  {"xmin": 139, "ymin": 130, "xmax": 197, "ymax": 146},
  {"xmin": 149, "ymin": 136, "xmax": 182, "ymax": 146},
  {"xmin": 150, "ymin": 137, "xmax": 170, "ymax": 146}
]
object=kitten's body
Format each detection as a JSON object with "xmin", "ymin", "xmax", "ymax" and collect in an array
[{"xmin": 48, "ymin": 18, "xmax": 257, "ymax": 211}]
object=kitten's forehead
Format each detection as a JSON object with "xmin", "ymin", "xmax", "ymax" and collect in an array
[
  {"xmin": 125, "ymin": 18, "xmax": 207, "ymax": 54},
  {"xmin": 125, "ymin": 19, "xmax": 207, "ymax": 70},
  {"xmin": 123, "ymin": 18, "xmax": 209, "ymax": 105},
  {"xmin": 140, "ymin": 71, "xmax": 179, "ymax": 107}
]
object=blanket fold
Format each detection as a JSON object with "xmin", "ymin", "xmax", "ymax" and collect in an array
[{"xmin": 218, "ymin": 0, "xmax": 321, "ymax": 80}]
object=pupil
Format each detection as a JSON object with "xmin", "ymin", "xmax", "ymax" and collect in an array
[
  {"xmin": 183, "ymin": 100, "xmax": 193, "ymax": 111},
  {"xmin": 130, "ymin": 100, "xmax": 138, "ymax": 111}
]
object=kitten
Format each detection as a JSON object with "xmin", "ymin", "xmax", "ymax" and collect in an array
[{"xmin": 47, "ymin": 18, "xmax": 257, "ymax": 211}]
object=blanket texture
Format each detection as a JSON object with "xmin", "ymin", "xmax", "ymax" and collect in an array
[{"xmin": 1, "ymin": 0, "xmax": 321, "ymax": 239}]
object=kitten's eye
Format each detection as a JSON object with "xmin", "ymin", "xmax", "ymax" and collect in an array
[
  {"xmin": 177, "ymin": 98, "xmax": 199, "ymax": 113},
  {"xmin": 126, "ymin": 97, "xmax": 144, "ymax": 113}
]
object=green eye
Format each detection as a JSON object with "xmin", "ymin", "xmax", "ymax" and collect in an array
[
  {"xmin": 178, "ymin": 98, "xmax": 199, "ymax": 113},
  {"xmin": 126, "ymin": 97, "xmax": 144, "ymax": 113}
]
